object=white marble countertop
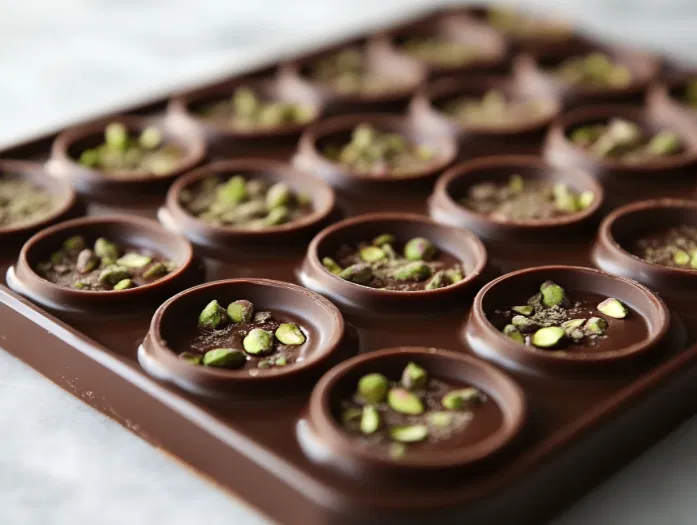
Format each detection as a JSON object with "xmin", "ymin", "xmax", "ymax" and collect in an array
[{"xmin": 2, "ymin": 1, "xmax": 697, "ymax": 524}]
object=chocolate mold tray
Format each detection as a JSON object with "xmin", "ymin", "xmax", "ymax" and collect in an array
[{"xmin": 3, "ymin": 5, "xmax": 697, "ymax": 525}]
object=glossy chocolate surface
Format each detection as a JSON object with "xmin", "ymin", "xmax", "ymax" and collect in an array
[{"xmin": 3, "ymin": 6, "xmax": 697, "ymax": 525}]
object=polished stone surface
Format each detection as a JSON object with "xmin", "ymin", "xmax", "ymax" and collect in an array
[{"xmin": 1, "ymin": 1, "xmax": 697, "ymax": 524}]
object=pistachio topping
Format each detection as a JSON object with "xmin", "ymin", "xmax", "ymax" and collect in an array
[
  {"xmin": 198, "ymin": 300, "xmax": 229, "ymax": 330},
  {"xmin": 400, "ymin": 37, "xmax": 480, "ymax": 67},
  {"xmin": 197, "ymin": 86, "xmax": 315, "ymax": 129},
  {"xmin": 358, "ymin": 373, "xmax": 389, "ymax": 403},
  {"xmin": 322, "ymin": 124, "xmax": 436, "ymax": 177},
  {"xmin": 597, "ymin": 298, "xmax": 628, "ymax": 319},
  {"xmin": 243, "ymin": 328, "xmax": 275, "ymax": 356},
  {"xmin": 78, "ymin": 122, "xmax": 184, "ymax": 176},
  {"xmin": 554, "ymin": 53, "xmax": 632, "ymax": 89},
  {"xmin": 227, "ymin": 299, "xmax": 254, "ymax": 324},
  {"xmin": 202, "ymin": 348, "xmax": 246, "ymax": 369},
  {"xmin": 307, "ymin": 48, "xmax": 398, "ymax": 95},
  {"xmin": 0, "ymin": 173, "xmax": 57, "ymax": 228},
  {"xmin": 441, "ymin": 90, "xmax": 550, "ymax": 128}
]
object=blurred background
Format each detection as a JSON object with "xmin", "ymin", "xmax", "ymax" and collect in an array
[
  {"xmin": 3, "ymin": 1, "xmax": 697, "ymax": 524},
  {"xmin": 1, "ymin": 0, "xmax": 696, "ymax": 146}
]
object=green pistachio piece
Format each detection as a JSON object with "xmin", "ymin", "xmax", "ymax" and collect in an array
[
  {"xmin": 242, "ymin": 328, "xmax": 275, "ymax": 355},
  {"xmin": 511, "ymin": 305, "xmax": 533, "ymax": 316},
  {"xmin": 511, "ymin": 315, "xmax": 538, "ymax": 333},
  {"xmin": 597, "ymin": 297, "xmax": 628, "ymax": 319},
  {"xmin": 139, "ymin": 126, "xmax": 162, "ymax": 149},
  {"xmin": 442, "ymin": 387, "xmax": 483, "ymax": 410},
  {"xmin": 531, "ymin": 326, "xmax": 565, "ymax": 348},
  {"xmin": 94, "ymin": 237, "xmax": 120, "ymax": 261},
  {"xmin": 391, "ymin": 261, "xmax": 432, "ymax": 282},
  {"xmin": 561, "ymin": 318, "xmax": 586, "ymax": 331},
  {"xmin": 227, "ymin": 299, "xmax": 254, "ymax": 323},
  {"xmin": 202, "ymin": 348, "xmax": 246, "ymax": 369},
  {"xmin": 357, "ymin": 373, "xmax": 389, "ymax": 403},
  {"xmin": 553, "ymin": 183, "xmax": 579, "ymax": 213},
  {"xmin": 341, "ymin": 407, "xmax": 362, "ymax": 426},
  {"xmin": 98, "ymin": 265, "xmax": 130, "ymax": 285},
  {"xmin": 265, "ymin": 182, "xmax": 292, "ymax": 209},
  {"xmin": 503, "ymin": 324, "xmax": 524, "ymax": 343},
  {"xmin": 673, "ymin": 250, "xmax": 690, "ymax": 265},
  {"xmin": 105, "ymin": 122, "xmax": 129, "ymax": 151},
  {"xmin": 63, "ymin": 235, "xmax": 86, "ymax": 252},
  {"xmin": 387, "ymin": 388, "xmax": 424, "ymax": 415},
  {"xmin": 577, "ymin": 190, "xmax": 595, "ymax": 209},
  {"xmin": 390, "ymin": 424, "xmax": 429, "ymax": 443},
  {"xmin": 254, "ymin": 311, "xmax": 272, "ymax": 323},
  {"xmin": 198, "ymin": 300, "xmax": 229, "ymax": 329},
  {"xmin": 338, "ymin": 263, "xmax": 373, "ymax": 284},
  {"xmin": 540, "ymin": 280, "xmax": 566, "ymax": 307},
  {"xmin": 584, "ymin": 316, "xmax": 608, "ymax": 335},
  {"xmin": 76, "ymin": 249, "xmax": 99, "ymax": 273},
  {"xmin": 217, "ymin": 176, "xmax": 247, "ymax": 205},
  {"xmin": 143, "ymin": 262, "xmax": 168, "ymax": 279},
  {"xmin": 275, "ymin": 356, "xmax": 288, "ymax": 367},
  {"xmin": 427, "ymin": 411, "xmax": 454, "ymax": 428},
  {"xmin": 116, "ymin": 252, "xmax": 152, "ymax": 269},
  {"xmin": 73, "ymin": 281, "xmax": 88, "ymax": 290},
  {"xmin": 646, "ymin": 131, "xmax": 681, "ymax": 156},
  {"xmin": 401, "ymin": 362, "xmax": 427, "ymax": 391},
  {"xmin": 275, "ymin": 323, "xmax": 306, "ymax": 345},
  {"xmin": 322, "ymin": 257, "xmax": 343, "ymax": 275},
  {"xmin": 113, "ymin": 278, "xmax": 134, "ymax": 291},
  {"xmin": 359, "ymin": 245, "xmax": 386, "ymax": 263},
  {"xmin": 49, "ymin": 251, "xmax": 64, "ymax": 264},
  {"xmin": 79, "ymin": 149, "xmax": 100, "ymax": 167},
  {"xmin": 264, "ymin": 206, "xmax": 290, "ymax": 226},
  {"xmin": 446, "ymin": 266, "xmax": 464, "ymax": 284},
  {"xmin": 372, "ymin": 233, "xmax": 396, "ymax": 246},
  {"xmin": 425, "ymin": 270, "xmax": 449, "ymax": 290},
  {"xmin": 179, "ymin": 352, "xmax": 202, "ymax": 365},
  {"xmin": 404, "ymin": 237, "xmax": 437, "ymax": 261},
  {"xmin": 360, "ymin": 405, "xmax": 381, "ymax": 435}
]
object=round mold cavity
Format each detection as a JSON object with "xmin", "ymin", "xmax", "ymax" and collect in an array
[
  {"xmin": 409, "ymin": 73, "xmax": 561, "ymax": 158},
  {"xmin": 463, "ymin": 265, "xmax": 671, "ymax": 373},
  {"xmin": 428, "ymin": 155, "xmax": 603, "ymax": 242},
  {"xmin": 298, "ymin": 212, "xmax": 487, "ymax": 313},
  {"xmin": 300, "ymin": 346, "xmax": 526, "ymax": 481},
  {"xmin": 48, "ymin": 115, "xmax": 207, "ymax": 201},
  {"xmin": 542, "ymin": 105, "xmax": 697, "ymax": 204},
  {"xmin": 167, "ymin": 75, "xmax": 324, "ymax": 142},
  {"xmin": 159, "ymin": 158, "xmax": 336, "ymax": 255},
  {"xmin": 294, "ymin": 113, "xmax": 457, "ymax": 192},
  {"xmin": 379, "ymin": 13, "xmax": 508, "ymax": 78},
  {"xmin": 514, "ymin": 43, "xmax": 660, "ymax": 108},
  {"xmin": 593, "ymin": 198, "xmax": 697, "ymax": 293},
  {"xmin": 0, "ymin": 159, "xmax": 82, "ymax": 247},
  {"xmin": 278, "ymin": 38, "xmax": 427, "ymax": 115},
  {"xmin": 139, "ymin": 278, "xmax": 349, "ymax": 398},
  {"xmin": 7, "ymin": 215, "xmax": 198, "ymax": 315}
]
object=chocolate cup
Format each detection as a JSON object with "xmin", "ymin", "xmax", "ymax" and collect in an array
[
  {"xmin": 379, "ymin": 13, "xmax": 508, "ymax": 79},
  {"xmin": 647, "ymin": 70, "xmax": 697, "ymax": 126},
  {"xmin": 298, "ymin": 212, "xmax": 487, "ymax": 314},
  {"xmin": 449, "ymin": 4, "xmax": 586, "ymax": 59},
  {"xmin": 592, "ymin": 199, "xmax": 697, "ymax": 293},
  {"xmin": 428, "ymin": 155, "xmax": 604, "ymax": 242},
  {"xmin": 301, "ymin": 346, "xmax": 526, "ymax": 480},
  {"xmin": 139, "ymin": 278, "xmax": 348, "ymax": 398},
  {"xmin": 159, "ymin": 158, "xmax": 336, "ymax": 255},
  {"xmin": 543, "ymin": 105, "xmax": 697, "ymax": 204},
  {"xmin": 515, "ymin": 44, "xmax": 660, "ymax": 108},
  {"xmin": 48, "ymin": 115, "xmax": 207, "ymax": 201},
  {"xmin": 464, "ymin": 265, "xmax": 671, "ymax": 373},
  {"xmin": 7, "ymin": 215, "xmax": 199, "ymax": 316},
  {"xmin": 409, "ymin": 73, "xmax": 561, "ymax": 159},
  {"xmin": 167, "ymin": 75, "xmax": 324, "ymax": 144},
  {"xmin": 0, "ymin": 160, "xmax": 83, "ymax": 247},
  {"xmin": 278, "ymin": 38, "xmax": 427, "ymax": 115},
  {"xmin": 293, "ymin": 113, "xmax": 458, "ymax": 192}
]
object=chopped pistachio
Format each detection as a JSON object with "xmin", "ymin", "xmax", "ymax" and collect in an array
[
  {"xmin": 511, "ymin": 305, "xmax": 533, "ymax": 316},
  {"xmin": 404, "ymin": 237, "xmax": 437, "ymax": 261},
  {"xmin": 97, "ymin": 265, "xmax": 130, "ymax": 285},
  {"xmin": 359, "ymin": 246, "xmax": 386, "ymax": 263},
  {"xmin": 387, "ymin": 388, "xmax": 424, "ymax": 415},
  {"xmin": 242, "ymin": 328, "xmax": 275, "ymax": 355},
  {"xmin": 531, "ymin": 326, "xmax": 566, "ymax": 348},
  {"xmin": 179, "ymin": 352, "xmax": 202, "ymax": 365},
  {"xmin": 322, "ymin": 257, "xmax": 343, "ymax": 275},
  {"xmin": 584, "ymin": 316, "xmax": 608, "ymax": 335},
  {"xmin": 372, "ymin": 233, "xmax": 396, "ymax": 246},
  {"xmin": 76, "ymin": 249, "xmax": 99, "ymax": 274},
  {"xmin": 357, "ymin": 373, "xmax": 389, "ymax": 403},
  {"xmin": 338, "ymin": 263, "xmax": 373, "ymax": 284},
  {"xmin": 401, "ymin": 362, "xmax": 427, "ymax": 391},
  {"xmin": 390, "ymin": 424, "xmax": 429, "ymax": 443},
  {"xmin": 275, "ymin": 323, "xmax": 306, "ymax": 345},
  {"xmin": 94, "ymin": 237, "xmax": 119, "ymax": 262},
  {"xmin": 540, "ymin": 280, "xmax": 566, "ymax": 307},
  {"xmin": 425, "ymin": 270, "xmax": 449, "ymax": 290},
  {"xmin": 442, "ymin": 388, "xmax": 483, "ymax": 410},
  {"xmin": 503, "ymin": 324, "xmax": 524, "ymax": 343},
  {"xmin": 198, "ymin": 300, "xmax": 229, "ymax": 329},
  {"xmin": 113, "ymin": 278, "xmax": 134, "ymax": 291},
  {"xmin": 391, "ymin": 261, "xmax": 432, "ymax": 282},
  {"xmin": 597, "ymin": 297, "xmax": 628, "ymax": 319},
  {"xmin": 427, "ymin": 411, "xmax": 454, "ymax": 428},
  {"xmin": 63, "ymin": 236, "xmax": 86, "ymax": 252},
  {"xmin": 142, "ymin": 262, "xmax": 168, "ymax": 279},
  {"xmin": 511, "ymin": 314, "xmax": 539, "ymax": 333},
  {"xmin": 227, "ymin": 300, "xmax": 254, "ymax": 324},
  {"xmin": 202, "ymin": 348, "xmax": 246, "ymax": 369},
  {"xmin": 360, "ymin": 405, "xmax": 381, "ymax": 435},
  {"xmin": 116, "ymin": 252, "xmax": 152, "ymax": 269}
]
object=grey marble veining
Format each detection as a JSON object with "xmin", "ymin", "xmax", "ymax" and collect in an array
[{"xmin": 2, "ymin": 1, "xmax": 697, "ymax": 524}]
